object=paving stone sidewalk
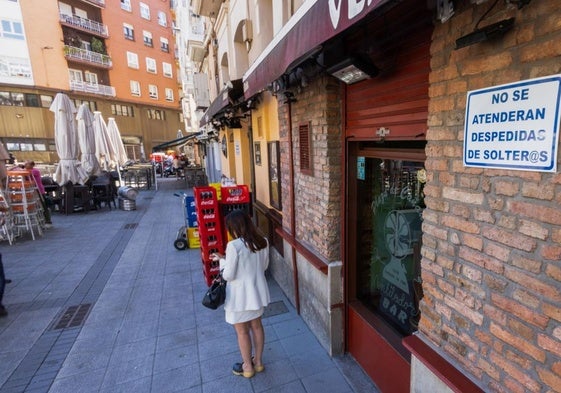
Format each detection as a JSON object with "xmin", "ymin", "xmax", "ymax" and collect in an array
[{"xmin": 0, "ymin": 178, "xmax": 378, "ymax": 393}]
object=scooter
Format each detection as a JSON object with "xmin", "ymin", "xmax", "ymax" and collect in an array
[{"xmin": 162, "ymin": 162, "xmax": 175, "ymax": 177}]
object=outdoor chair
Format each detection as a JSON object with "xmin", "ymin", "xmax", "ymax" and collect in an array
[
  {"xmin": 62, "ymin": 181, "xmax": 94, "ymax": 214},
  {"xmin": 90, "ymin": 172, "xmax": 117, "ymax": 210},
  {"xmin": 41, "ymin": 177, "xmax": 63, "ymax": 212}
]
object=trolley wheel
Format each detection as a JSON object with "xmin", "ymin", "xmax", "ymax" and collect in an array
[{"xmin": 174, "ymin": 238, "xmax": 188, "ymax": 250}]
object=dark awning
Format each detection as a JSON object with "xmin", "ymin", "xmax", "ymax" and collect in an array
[
  {"xmin": 242, "ymin": 0, "xmax": 389, "ymax": 98},
  {"xmin": 152, "ymin": 132, "xmax": 201, "ymax": 152},
  {"xmin": 200, "ymin": 79, "xmax": 244, "ymax": 127}
]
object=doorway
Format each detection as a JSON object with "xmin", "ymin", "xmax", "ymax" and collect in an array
[{"xmin": 346, "ymin": 141, "xmax": 426, "ymax": 392}]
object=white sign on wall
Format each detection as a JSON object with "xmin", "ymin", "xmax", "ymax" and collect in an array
[{"xmin": 463, "ymin": 75, "xmax": 561, "ymax": 172}]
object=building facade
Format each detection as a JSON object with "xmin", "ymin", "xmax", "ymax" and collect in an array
[
  {"xmin": 184, "ymin": 0, "xmax": 561, "ymax": 392},
  {"xmin": 0, "ymin": 0, "xmax": 183, "ymax": 164}
]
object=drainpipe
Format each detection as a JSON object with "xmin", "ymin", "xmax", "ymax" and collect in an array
[
  {"xmin": 284, "ymin": 91, "xmax": 300, "ymax": 314},
  {"xmin": 247, "ymin": 120, "xmax": 256, "ymax": 210}
]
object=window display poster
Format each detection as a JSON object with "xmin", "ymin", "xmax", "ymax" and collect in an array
[
  {"xmin": 268, "ymin": 141, "xmax": 281, "ymax": 210},
  {"xmin": 357, "ymin": 156, "xmax": 365, "ymax": 180}
]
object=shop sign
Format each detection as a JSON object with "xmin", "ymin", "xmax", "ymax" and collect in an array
[{"xmin": 463, "ymin": 75, "xmax": 561, "ymax": 172}]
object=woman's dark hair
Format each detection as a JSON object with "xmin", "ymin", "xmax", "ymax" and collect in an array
[{"xmin": 225, "ymin": 210, "xmax": 267, "ymax": 252}]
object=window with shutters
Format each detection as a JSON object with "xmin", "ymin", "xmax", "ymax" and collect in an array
[
  {"xmin": 158, "ymin": 11, "xmax": 167, "ymax": 27},
  {"xmin": 299, "ymin": 122, "xmax": 312, "ymax": 175},
  {"xmin": 139, "ymin": 2, "xmax": 150, "ymax": 20},
  {"xmin": 146, "ymin": 57, "xmax": 156, "ymax": 74},
  {"xmin": 148, "ymin": 84, "xmax": 158, "ymax": 99},
  {"xmin": 130, "ymin": 80, "xmax": 140, "ymax": 96},
  {"xmin": 160, "ymin": 37, "xmax": 169, "ymax": 52},
  {"xmin": 162, "ymin": 62, "xmax": 172, "ymax": 78},
  {"xmin": 121, "ymin": 0, "xmax": 131, "ymax": 12},
  {"xmin": 164, "ymin": 88, "xmax": 173, "ymax": 101},
  {"xmin": 143, "ymin": 30, "xmax": 153, "ymax": 47},
  {"xmin": 127, "ymin": 51, "xmax": 139, "ymax": 69},
  {"xmin": 123, "ymin": 23, "xmax": 134, "ymax": 40}
]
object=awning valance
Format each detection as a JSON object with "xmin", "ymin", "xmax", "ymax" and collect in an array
[
  {"xmin": 242, "ymin": 0, "xmax": 389, "ymax": 98},
  {"xmin": 152, "ymin": 132, "xmax": 201, "ymax": 152},
  {"xmin": 200, "ymin": 79, "xmax": 244, "ymax": 127}
]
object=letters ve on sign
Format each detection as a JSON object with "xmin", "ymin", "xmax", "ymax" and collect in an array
[{"xmin": 328, "ymin": 0, "xmax": 381, "ymax": 29}]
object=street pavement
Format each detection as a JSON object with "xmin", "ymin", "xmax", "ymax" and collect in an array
[{"xmin": 0, "ymin": 177, "xmax": 378, "ymax": 393}]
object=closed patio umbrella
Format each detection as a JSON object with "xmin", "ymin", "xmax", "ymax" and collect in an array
[
  {"xmin": 76, "ymin": 104, "xmax": 101, "ymax": 176},
  {"xmin": 92, "ymin": 111, "xmax": 114, "ymax": 171},
  {"xmin": 106, "ymin": 118, "xmax": 128, "ymax": 167},
  {"xmin": 50, "ymin": 93, "xmax": 88, "ymax": 185},
  {"xmin": 106, "ymin": 118, "xmax": 128, "ymax": 185}
]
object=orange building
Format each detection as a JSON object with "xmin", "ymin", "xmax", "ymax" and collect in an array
[{"xmin": 0, "ymin": 0, "xmax": 182, "ymax": 164}]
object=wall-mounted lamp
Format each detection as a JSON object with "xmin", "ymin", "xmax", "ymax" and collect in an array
[
  {"xmin": 246, "ymin": 94, "xmax": 261, "ymax": 110},
  {"xmin": 455, "ymin": 17, "xmax": 515, "ymax": 49},
  {"xmin": 436, "ymin": 0, "xmax": 454, "ymax": 23},
  {"xmin": 283, "ymin": 91, "xmax": 296, "ymax": 104},
  {"xmin": 326, "ymin": 57, "xmax": 379, "ymax": 85}
]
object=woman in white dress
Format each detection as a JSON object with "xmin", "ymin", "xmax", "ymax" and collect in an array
[{"xmin": 212, "ymin": 210, "xmax": 270, "ymax": 378}]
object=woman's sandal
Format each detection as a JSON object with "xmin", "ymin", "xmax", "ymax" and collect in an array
[
  {"xmin": 251, "ymin": 357, "xmax": 264, "ymax": 373},
  {"xmin": 232, "ymin": 362, "xmax": 255, "ymax": 378}
]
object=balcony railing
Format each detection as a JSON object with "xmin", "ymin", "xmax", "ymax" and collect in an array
[
  {"xmin": 70, "ymin": 80, "xmax": 115, "ymax": 97},
  {"xmin": 60, "ymin": 13, "xmax": 108, "ymax": 37},
  {"xmin": 64, "ymin": 45, "xmax": 112, "ymax": 68}
]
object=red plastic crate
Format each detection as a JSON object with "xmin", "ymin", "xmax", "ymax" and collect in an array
[
  {"xmin": 202, "ymin": 265, "xmax": 221, "ymax": 287},
  {"xmin": 200, "ymin": 243, "xmax": 225, "ymax": 262},
  {"xmin": 221, "ymin": 185, "xmax": 250, "ymax": 204},
  {"xmin": 196, "ymin": 206, "xmax": 220, "ymax": 222},
  {"xmin": 199, "ymin": 231, "xmax": 224, "ymax": 249},
  {"xmin": 202, "ymin": 258, "xmax": 220, "ymax": 272},
  {"xmin": 197, "ymin": 218, "xmax": 222, "ymax": 237},
  {"xmin": 194, "ymin": 186, "xmax": 219, "ymax": 210},
  {"xmin": 220, "ymin": 202, "xmax": 251, "ymax": 219}
]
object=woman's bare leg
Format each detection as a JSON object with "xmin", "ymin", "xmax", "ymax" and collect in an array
[
  {"xmin": 249, "ymin": 317, "xmax": 265, "ymax": 368},
  {"xmin": 233, "ymin": 322, "xmax": 254, "ymax": 373}
]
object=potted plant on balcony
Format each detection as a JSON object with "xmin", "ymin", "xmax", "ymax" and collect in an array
[
  {"xmin": 91, "ymin": 37, "xmax": 106, "ymax": 55},
  {"xmin": 63, "ymin": 30, "xmax": 82, "ymax": 48}
]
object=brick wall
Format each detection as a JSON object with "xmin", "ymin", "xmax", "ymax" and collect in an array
[
  {"xmin": 277, "ymin": 76, "xmax": 343, "ymax": 261},
  {"xmin": 422, "ymin": 2, "xmax": 561, "ymax": 392},
  {"xmin": 274, "ymin": 75, "xmax": 345, "ymax": 354}
]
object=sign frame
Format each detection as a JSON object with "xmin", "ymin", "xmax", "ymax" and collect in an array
[{"xmin": 463, "ymin": 75, "xmax": 561, "ymax": 172}]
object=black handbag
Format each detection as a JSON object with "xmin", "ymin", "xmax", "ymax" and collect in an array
[{"xmin": 202, "ymin": 273, "xmax": 226, "ymax": 310}]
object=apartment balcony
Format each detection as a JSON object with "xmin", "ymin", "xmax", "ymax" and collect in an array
[
  {"xmin": 64, "ymin": 45, "xmax": 112, "ymax": 68},
  {"xmin": 60, "ymin": 13, "xmax": 108, "ymax": 37},
  {"xmin": 193, "ymin": 73, "xmax": 210, "ymax": 110},
  {"xmin": 188, "ymin": 43, "xmax": 205, "ymax": 64},
  {"xmin": 188, "ymin": 19, "xmax": 205, "ymax": 42},
  {"xmin": 191, "ymin": 0, "xmax": 221, "ymax": 18},
  {"xmin": 70, "ymin": 80, "xmax": 115, "ymax": 96},
  {"xmin": 78, "ymin": 0, "xmax": 105, "ymax": 8}
]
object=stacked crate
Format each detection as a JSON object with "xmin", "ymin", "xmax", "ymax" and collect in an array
[
  {"xmin": 193, "ymin": 186, "xmax": 225, "ymax": 286},
  {"xmin": 184, "ymin": 196, "xmax": 200, "ymax": 248},
  {"xmin": 220, "ymin": 185, "xmax": 251, "ymax": 242}
]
